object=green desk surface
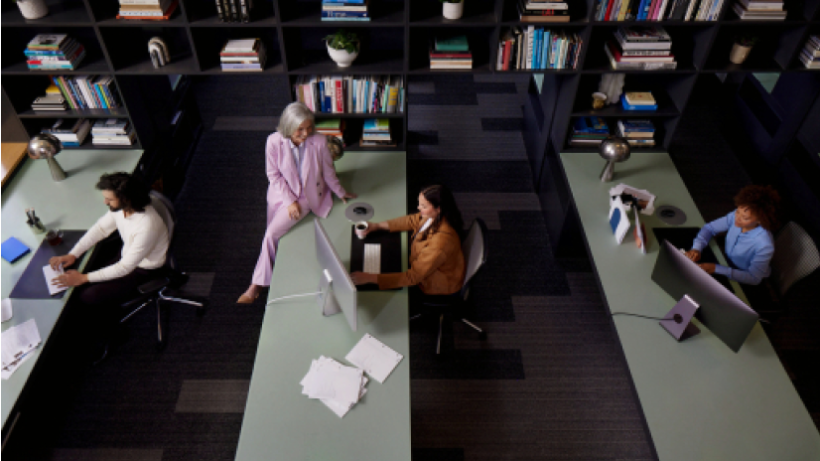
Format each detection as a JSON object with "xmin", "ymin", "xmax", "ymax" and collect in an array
[
  {"xmin": 560, "ymin": 152, "xmax": 820, "ymax": 461},
  {"xmin": 235, "ymin": 151, "xmax": 411, "ymax": 461},
  {"xmin": 1, "ymin": 149, "xmax": 143, "ymax": 429}
]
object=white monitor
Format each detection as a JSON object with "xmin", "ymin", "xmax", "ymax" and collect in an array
[{"xmin": 314, "ymin": 218, "xmax": 358, "ymax": 331}]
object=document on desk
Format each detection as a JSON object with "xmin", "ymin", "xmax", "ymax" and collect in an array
[
  {"xmin": 1, "ymin": 318, "xmax": 42, "ymax": 380},
  {"xmin": 345, "ymin": 333, "xmax": 404, "ymax": 384},
  {"xmin": 300, "ymin": 356, "xmax": 369, "ymax": 418},
  {"xmin": 43, "ymin": 264, "xmax": 67, "ymax": 296}
]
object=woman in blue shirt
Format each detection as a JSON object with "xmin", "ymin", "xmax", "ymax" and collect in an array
[{"xmin": 685, "ymin": 185, "xmax": 780, "ymax": 285}]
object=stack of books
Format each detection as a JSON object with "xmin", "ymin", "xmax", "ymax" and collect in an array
[
  {"xmin": 617, "ymin": 119, "xmax": 656, "ymax": 146},
  {"xmin": 430, "ymin": 36, "xmax": 472, "ymax": 70},
  {"xmin": 517, "ymin": 0, "xmax": 570, "ymax": 22},
  {"xmin": 215, "ymin": 0, "xmax": 253, "ymax": 22},
  {"xmin": 117, "ymin": 0, "xmax": 179, "ymax": 20},
  {"xmin": 799, "ymin": 35, "xmax": 820, "ymax": 69},
  {"xmin": 361, "ymin": 118, "xmax": 394, "ymax": 147},
  {"xmin": 732, "ymin": 0, "xmax": 786, "ymax": 20},
  {"xmin": 49, "ymin": 76, "xmax": 122, "ymax": 110},
  {"xmin": 31, "ymin": 83, "xmax": 68, "ymax": 111},
  {"xmin": 315, "ymin": 119, "xmax": 345, "ymax": 143},
  {"xmin": 621, "ymin": 92, "xmax": 658, "ymax": 111},
  {"xmin": 91, "ymin": 119, "xmax": 136, "ymax": 146},
  {"xmin": 569, "ymin": 117, "xmax": 610, "ymax": 147},
  {"xmin": 42, "ymin": 119, "xmax": 91, "ymax": 147},
  {"xmin": 220, "ymin": 39, "xmax": 266, "ymax": 72},
  {"xmin": 293, "ymin": 75, "xmax": 405, "ymax": 114},
  {"xmin": 25, "ymin": 34, "xmax": 85, "ymax": 71},
  {"xmin": 497, "ymin": 27, "xmax": 582, "ymax": 70},
  {"xmin": 321, "ymin": 0, "xmax": 369, "ymax": 21},
  {"xmin": 595, "ymin": 0, "xmax": 726, "ymax": 21},
  {"xmin": 605, "ymin": 26, "xmax": 676, "ymax": 70}
]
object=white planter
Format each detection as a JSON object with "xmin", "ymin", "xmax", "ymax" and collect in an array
[
  {"xmin": 729, "ymin": 43, "xmax": 753, "ymax": 65},
  {"xmin": 16, "ymin": 0, "xmax": 49, "ymax": 20},
  {"xmin": 442, "ymin": 1, "xmax": 464, "ymax": 20},
  {"xmin": 326, "ymin": 43, "xmax": 359, "ymax": 68}
]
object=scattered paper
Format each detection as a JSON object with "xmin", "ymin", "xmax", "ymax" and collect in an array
[
  {"xmin": 345, "ymin": 333, "xmax": 403, "ymax": 384},
  {"xmin": 301, "ymin": 356, "xmax": 369, "ymax": 418},
  {"xmin": 1, "ymin": 318, "xmax": 42, "ymax": 380},
  {"xmin": 1, "ymin": 298, "xmax": 12, "ymax": 322},
  {"xmin": 43, "ymin": 264, "xmax": 67, "ymax": 296}
]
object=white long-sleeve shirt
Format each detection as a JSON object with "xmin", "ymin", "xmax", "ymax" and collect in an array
[{"xmin": 69, "ymin": 206, "xmax": 169, "ymax": 283}]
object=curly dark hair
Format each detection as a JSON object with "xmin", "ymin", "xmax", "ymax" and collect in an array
[
  {"xmin": 420, "ymin": 185, "xmax": 464, "ymax": 239},
  {"xmin": 734, "ymin": 185, "xmax": 780, "ymax": 231},
  {"xmin": 96, "ymin": 172, "xmax": 151, "ymax": 213}
]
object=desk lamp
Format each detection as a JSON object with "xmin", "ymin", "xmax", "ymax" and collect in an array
[
  {"xmin": 599, "ymin": 136, "xmax": 630, "ymax": 183},
  {"xmin": 28, "ymin": 133, "xmax": 66, "ymax": 182}
]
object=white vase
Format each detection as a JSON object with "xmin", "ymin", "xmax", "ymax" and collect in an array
[
  {"xmin": 16, "ymin": 0, "xmax": 49, "ymax": 20},
  {"xmin": 442, "ymin": 1, "xmax": 464, "ymax": 20},
  {"xmin": 326, "ymin": 43, "xmax": 359, "ymax": 68},
  {"xmin": 729, "ymin": 43, "xmax": 753, "ymax": 65}
]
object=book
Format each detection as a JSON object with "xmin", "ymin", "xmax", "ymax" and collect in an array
[
  {"xmin": 116, "ymin": 0, "xmax": 178, "ymax": 19},
  {"xmin": 435, "ymin": 36, "xmax": 470, "ymax": 52},
  {"xmin": 26, "ymin": 34, "xmax": 69, "ymax": 50},
  {"xmin": 624, "ymin": 92, "xmax": 656, "ymax": 105},
  {"xmin": 1, "ymin": 237, "xmax": 30, "ymax": 264}
]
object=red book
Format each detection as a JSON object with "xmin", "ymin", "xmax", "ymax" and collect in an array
[
  {"xmin": 335, "ymin": 79, "xmax": 344, "ymax": 113},
  {"xmin": 604, "ymin": 0, "xmax": 616, "ymax": 20},
  {"xmin": 502, "ymin": 40, "xmax": 512, "ymax": 71}
]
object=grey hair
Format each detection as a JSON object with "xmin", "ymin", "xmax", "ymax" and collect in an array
[{"xmin": 277, "ymin": 102, "xmax": 315, "ymax": 139}]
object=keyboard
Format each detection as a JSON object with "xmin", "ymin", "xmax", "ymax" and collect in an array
[{"xmin": 363, "ymin": 244, "xmax": 381, "ymax": 274}]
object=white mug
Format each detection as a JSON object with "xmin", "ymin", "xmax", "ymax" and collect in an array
[{"xmin": 354, "ymin": 221, "xmax": 369, "ymax": 240}]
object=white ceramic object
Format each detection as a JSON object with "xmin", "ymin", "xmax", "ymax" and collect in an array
[
  {"xmin": 17, "ymin": 0, "xmax": 49, "ymax": 19},
  {"xmin": 730, "ymin": 43, "xmax": 753, "ymax": 65},
  {"xmin": 442, "ymin": 1, "xmax": 464, "ymax": 20},
  {"xmin": 327, "ymin": 43, "xmax": 359, "ymax": 68}
]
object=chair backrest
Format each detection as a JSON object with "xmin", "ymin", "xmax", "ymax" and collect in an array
[
  {"xmin": 770, "ymin": 221, "xmax": 820, "ymax": 296},
  {"xmin": 460, "ymin": 218, "xmax": 488, "ymax": 297},
  {"xmin": 150, "ymin": 190, "xmax": 176, "ymax": 239}
]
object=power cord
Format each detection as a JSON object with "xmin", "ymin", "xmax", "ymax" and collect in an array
[{"xmin": 266, "ymin": 291, "xmax": 323, "ymax": 306}]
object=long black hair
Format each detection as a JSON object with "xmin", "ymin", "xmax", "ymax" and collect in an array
[
  {"xmin": 96, "ymin": 172, "xmax": 151, "ymax": 212},
  {"xmin": 420, "ymin": 185, "xmax": 464, "ymax": 239}
]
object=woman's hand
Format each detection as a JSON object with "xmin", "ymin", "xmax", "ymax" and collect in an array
[
  {"xmin": 698, "ymin": 263, "xmax": 716, "ymax": 274},
  {"xmin": 53, "ymin": 270, "xmax": 88, "ymax": 288},
  {"xmin": 288, "ymin": 202, "xmax": 302, "ymax": 220},
  {"xmin": 341, "ymin": 192, "xmax": 358, "ymax": 204},
  {"xmin": 350, "ymin": 272, "xmax": 378, "ymax": 285},
  {"xmin": 49, "ymin": 254, "xmax": 76, "ymax": 270},
  {"xmin": 685, "ymin": 249, "xmax": 701, "ymax": 262}
]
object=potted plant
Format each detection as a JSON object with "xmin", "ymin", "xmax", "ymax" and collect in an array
[
  {"xmin": 12, "ymin": 0, "xmax": 49, "ymax": 20},
  {"xmin": 324, "ymin": 29, "xmax": 360, "ymax": 68},
  {"xmin": 440, "ymin": 0, "xmax": 464, "ymax": 20},
  {"xmin": 730, "ymin": 35, "xmax": 757, "ymax": 65}
]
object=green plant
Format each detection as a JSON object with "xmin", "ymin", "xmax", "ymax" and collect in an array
[
  {"xmin": 735, "ymin": 35, "xmax": 758, "ymax": 47},
  {"xmin": 324, "ymin": 29, "xmax": 360, "ymax": 53}
]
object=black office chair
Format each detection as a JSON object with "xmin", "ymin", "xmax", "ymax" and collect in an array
[
  {"xmin": 119, "ymin": 191, "xmax": 205, "ymax": 351},
  {"xmin": 410, "ymin": 218, "xmax": 488, "ymax": 354}
]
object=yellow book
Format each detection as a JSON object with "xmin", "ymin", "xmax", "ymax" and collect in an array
[{"xmin": 618, "ymin": 0, "xmax": 629, "ymax": 21}]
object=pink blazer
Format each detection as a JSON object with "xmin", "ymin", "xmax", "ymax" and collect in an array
[{"xmin": 265, "ymin": 132, "xmax": 347, "ymax": 219}]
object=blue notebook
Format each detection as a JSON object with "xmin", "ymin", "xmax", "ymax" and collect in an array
[{"xmin": 1, "ymin": 237, "xmax": 30, "ymax": 263}]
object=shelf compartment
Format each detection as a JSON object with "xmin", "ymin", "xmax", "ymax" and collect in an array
[
  {"xmin": 280, "ymin": 0, "xmax": 404, "ymax": 26},
  {"xmin": 2, "ymin": 74, "xmax": 127, "ymax": 117},
  {"xmin": 191, "ymin": 27, "xmax": 283, "ymax": 74},
  {"xmin": 339, "ymin": 117, "xmax": 405, "ymax": 151},
  {"xmin": 408, "ymin": 27, "xmax": 495, "ymax": 72},
  {"xmin": 289, "ymin": 74, "xmax": 406, "ymax": 115},
  {"xmin": 565, "ymin": 115, "xmax": 671, "ymax": 150},
  {"xmin": 19, "ymin": 117, "xmax": 141, "ymax": 149},
  {"xmin": 87, "ymin": 0, "xmax": 185, "ymax": 24},
  {"xmin": 703, "ymin": 23, "xmax": 805, "ymax": 72},
  {"xmin": 1, "ymin": 1, "xmax": 92, "ymax": 26},
  {"xmin": 186, "ymin": 0, "xmax": 277, "ymax": 26},
  {"xmin": 283, "ymin": 27, "xmax": 404, "ymax": 74},
  {"xmin": 721, "ymin": 0, "xmax": 807, "ymax": 22},
  {"xmin": 789, "ymin": 25, "xmax": 820, "ymax": 70},
  {"xmin": 99, "ymin": 26, "xmax": 198, "ymax": 74},
  {"xmin": 569, "ymin": 73, "xmax": 695, "ymax": 117},
  {"xmin": 1, "ymin": 26, "xmax": 110, "ymax": 74}
]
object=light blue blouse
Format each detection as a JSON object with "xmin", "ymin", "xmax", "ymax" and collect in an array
[{"xmin": 692, "ymin": 210, "xmax": 775, "ymax": 285}]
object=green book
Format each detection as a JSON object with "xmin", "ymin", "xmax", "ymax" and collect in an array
[
  {"xmin": 435, "ymin": 36, "xmax": 469, "ymax": 52},
  {"xmin": 315, "ymin": 119, "xmax": 342, "ymax": 129}
]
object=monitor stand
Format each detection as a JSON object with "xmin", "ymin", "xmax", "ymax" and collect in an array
[
  {"xmin": 317, "ymin": 269, "xmax": 342, "ymax": 318},
  {"xmin": 660, "ymin": 294, "xmax": 701, "ymax": 342}
]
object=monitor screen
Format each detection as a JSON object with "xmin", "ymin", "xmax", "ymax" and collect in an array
[
  {"xmin": 651, "ymin": 240, "xmax": 759, "ymax": 352},
  {"xmin": 314, "ymin": 218, "xmax": 358, "ymax": 331}
]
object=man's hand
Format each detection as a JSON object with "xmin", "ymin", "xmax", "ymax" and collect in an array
[
  {"xmin": 350, "ymin": 272, "xmax": 378, "ymax": 285},
  {"xmin": 685, "ymin": 249, "xmax": 701, "ymax": 262},
  {"xmin": 341, "ymin": 192, "xmax": 358, "ymax": 204},
  {"xmin": 49, "ymin": 254, "xmax": 77, "ymax": 270},
  {"xmin": 698, "ymin": 263, "xmax": 716, "ymax": 274},
  {"xmin": 53, "ymin": 270, "xmax": 88, "ymax": 288},
  {"xmin": 288, "ymin": 202, "xmax": 302, "ymax": 220}
]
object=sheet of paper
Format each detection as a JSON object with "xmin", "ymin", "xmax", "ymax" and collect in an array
[
  {"xmin": 301, "ymin": 356, "xmax": 370, "ymax": 418},
  {"xmin": 1, "ymin": 349, "xmax": 34, "ymax": 380},
  {"xmin": 345, "ymin": 333, "xmax": 404, "ymax": 384},
  {"xmin": 1, "ymin": 318, "xmax": 42, "ymax": 379},
  {"xmin": 43, "ymin": 264, "xmax": 67, "ymax": 296},
  {"xmin": 1, "ymin": 298, "xmax": 12, "ymax": 322}
]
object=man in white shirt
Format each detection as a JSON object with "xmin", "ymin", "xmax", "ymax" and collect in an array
[{"xmin": 50, "ymin": 172, "xmax": 170, "ymax": 318}]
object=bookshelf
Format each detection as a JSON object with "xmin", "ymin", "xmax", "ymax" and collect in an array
[{"xmin": 1, "ymin": 0, "xmax": 818, "ymax": 157}]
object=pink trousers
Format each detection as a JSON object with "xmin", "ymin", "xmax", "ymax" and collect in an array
[{"xmin": 251, "ymin": 195, "xmax": 312, "ymax": 287}]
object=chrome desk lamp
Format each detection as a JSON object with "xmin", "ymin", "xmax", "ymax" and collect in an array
[
  {"xmin": 599, "ymin": 136, "xmax": 631, "ymax": 182},
  {"xmin": 28, "ymin": 133, "xmax": 67, "ymax": 182}
]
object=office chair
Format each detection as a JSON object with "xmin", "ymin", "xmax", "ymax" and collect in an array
[
  {"xmin": 119, "ymin": 191, "xmax": 205, "ymax": 351},
  {"xmin": 757, "ymin": 221, "xmax": 820, "ymax": 318},
  {"xmin": 410, "ymin": 218, "xmax": 488, "ymax": 355}
]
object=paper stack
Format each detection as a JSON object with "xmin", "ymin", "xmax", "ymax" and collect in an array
[
  {"xmin": 322, "ymin": 0, "xmax": 370, "ymax": 21},
  {"xmin": 92, "ymin": 119, "xmax": 136, "ymax": 146},
  {"xmin": 25, "ymin": 34, "xmax": 85, "ymax": 71},
  {"xmin": 220, "ymin": 38, "xmax": 267, "ymax": 72},
  {"xmin": 430, "ymin": 36, "xmax": 472, "ymax": 70},
  {"xmin": 300, "ymin": 356, "xmax": 369, "ymax": 418},
  {"xmin": 360, "ymin": 118, "xmax": 394, "ymax": 147},
  {"xmin": 2, "ymin": 319, "xmax": 42, "ymax": 380}
]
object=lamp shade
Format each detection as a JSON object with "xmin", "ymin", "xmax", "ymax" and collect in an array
[{"xmin": 27, "ymin": 133, "xmax": 63, "ymax": 160}]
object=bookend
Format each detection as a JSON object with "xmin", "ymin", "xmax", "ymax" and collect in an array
[
  {"xmin": 660, "ymin": 294, "xmax": 700, "ymax": 342},
  {"xmin": 148, "ymin": 37, "xmax": 171, "ymax": 69}
]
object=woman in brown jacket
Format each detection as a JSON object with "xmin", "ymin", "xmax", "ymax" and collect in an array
[{"xmin": 350, "ymin": 185, "xmax": 466, "ymax": 296}]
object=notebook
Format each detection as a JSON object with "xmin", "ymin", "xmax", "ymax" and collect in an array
[{"xmin": 1, "ymin": 237, "xmax": 30, "ymax": 263}]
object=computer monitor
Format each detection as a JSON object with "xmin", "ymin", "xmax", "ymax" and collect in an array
[
  {"xmin": 651, "ymin": 240, "xmax": 759, "ymax": 353},
  {"xmin": 314, "ymin": 218, "xmax": 358, "ymax": 331}
]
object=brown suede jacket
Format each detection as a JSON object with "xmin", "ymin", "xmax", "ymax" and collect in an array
[{"xmin": 376, "ymin": 213, "xmax": 465, "ymax": 295}]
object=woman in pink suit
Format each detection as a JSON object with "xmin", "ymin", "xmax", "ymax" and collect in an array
[{"xmin": 238, "ymin": 102, "xmax": 356, "ymax": 303}]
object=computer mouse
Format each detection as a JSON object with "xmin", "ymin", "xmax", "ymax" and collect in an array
[
  {"xmin": 673, "ymin": 314, "xmax": 683, "ymax": 324},
  {"xmin": 354, "ymin": 206, "xmax": 368, "ymax": 215},
  {"xmin": 660, "ymin": 209, "xmax": 676, "ymax": 219}
]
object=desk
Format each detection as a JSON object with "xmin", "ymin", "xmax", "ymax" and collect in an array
[
  {"xmin": 560, "ymin": 151, "xmax": 820, "ymax": 461},
  {"xmin": 235, "ymin": 151, "xmax": 410, "ymax": 461},
  {"xmin": 1, "ymin": 149, "xmax": 143, "ymax": 431},
  {"xmin": 1, "ymin": 143, "xmax": 28, "ymax": 187}
]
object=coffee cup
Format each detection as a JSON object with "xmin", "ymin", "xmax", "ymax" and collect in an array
[
  {"xmin": 592, "ymin": 92, "xmax": 607, "ymax": 110},
  {"xmin": 355, "ymin": 221, "xmax": 369, "ymax": 240}
]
